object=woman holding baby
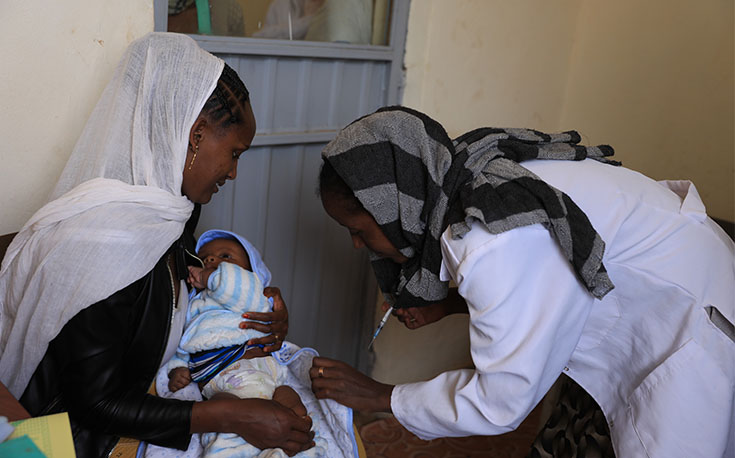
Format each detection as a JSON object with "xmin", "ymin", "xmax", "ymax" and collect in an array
[{"xmin": 0, "ymin": 33, "xmax": 314, "ymax": 457}]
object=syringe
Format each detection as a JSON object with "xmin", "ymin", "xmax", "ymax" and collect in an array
[{"xmin": 367, "ymin": 306, "xmax": 394, "ymax": 349}]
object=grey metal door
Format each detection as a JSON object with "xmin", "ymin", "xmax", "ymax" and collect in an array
[{"xmin": 155, "ymin": 1, "xmax": 409, "ymax": 370}]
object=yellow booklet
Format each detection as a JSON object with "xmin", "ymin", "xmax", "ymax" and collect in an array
[{"xmin": 7, "ymin": 412, "xmax": 75, "ymax": 457}]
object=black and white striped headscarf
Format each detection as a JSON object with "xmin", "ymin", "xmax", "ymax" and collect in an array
[{"xmin": 322, "ymin": 106, "xmax": 617, "ymax": 309}]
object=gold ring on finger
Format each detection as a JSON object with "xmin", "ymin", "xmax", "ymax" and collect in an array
[{"xmin": 318, "ymin": 366, "xmax": 325, "ymax": 378}]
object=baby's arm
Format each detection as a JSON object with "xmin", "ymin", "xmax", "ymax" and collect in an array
[
  {"xmin": 166, "ymin": 347, "xmax": 192, "ymax": 392},
  {"xmin": 168, "ymin": 367, "xmax": 193, "ymax": 392}
]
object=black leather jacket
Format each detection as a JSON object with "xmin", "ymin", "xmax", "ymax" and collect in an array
[{"xmin": 20, "ymin": 207, "xmax": 201, "ymax": 458}]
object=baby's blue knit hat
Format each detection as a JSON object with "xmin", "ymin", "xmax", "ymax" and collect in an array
[{"xmin": 196, "ymin": 229, "xmax": 272, "ymax": 287}]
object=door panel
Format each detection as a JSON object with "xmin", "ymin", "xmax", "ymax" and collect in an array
[{"xmin": 156, "ymin": 1, "xmax": 409, "ymax": 369}]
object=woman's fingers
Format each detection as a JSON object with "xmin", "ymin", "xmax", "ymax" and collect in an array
[
  {"xmin": 238, "ymin": 286, "xmax": 289, "ymax": 354},
  {"xmin": 239, "ymin": 322, "xmax": 285, "ymax": 355},
  {"xmin": 392, "ymin": 303, "xmax": 449, "ymax": 329},
  {"xmin": 241, "ymin": 311, "xmax": 276, "ymax": 323},
  {"xmin": 406, "ymin": 309, "xmax": 423, "ymax": 329},
  {"xmin": 311, "ymin": 356, "xmax": 346, "ymax": 372},
  {"xmin": 281, "ymin": 430, "xmax": 313, "ymax": 457},
  {"xmin": 263, "ymin": 287, "xmax": 289, "ymax": 320},
  {"xmin": 301, "ymin": 440, "xmax": 317, "ymax": 453},
  {"xmin": 218, "ymin": 398, "xmax": 313, "ymax": 453},
  {"xmin": 263, "ymin": 286, "xmax": 284, "ymax": 306},
  {"xmin": 290, "ymin": 412, "xmax": 313, "ymax": 433},
  {"xmin": 247, "ymin": 334, "xmax": 279, "ymax": 345},
  {"xmin": 242, "ymin": 337, "xmax": 284, "ymax": 358},
  {"xmin": 243, "ymin": 328, "xmax": 283, "ymax": 348},
  {"xmin": 242, "ymin": 346, "xmax": 267, "ymax": 359},
  {"xmin": 380, "ymin": 300, "xmax": 391, "ymax": 312},
  {"xmin": 283, "ymin": 439, "xmax": 315, "ymax": 457},
  {"xmin": 281, "ymin": 443, "xmax": 300, "ymax": 457},
  {"xmin": 393, "ymin": 308, "xmax": 420, "ymax": 329},
  {"xmin": 287, "ymin": 428, "xmax": 313, "ymax": 445},
  {"xmin": 241, "ymin": 311, "xmax": 287, "ymax": 334},
  {"xmin": 280, "ymin": 440, "xmax": 313, "ymax": 456},
  {"xmin": 237, "ymin": 291, "xmax": 290, "ymax": 356},
  {"xmin": 239, "ymin": 319, "xmax": 272, "ymax": 332},
  {"xmin": 265, "ymin": 340, "xmax": 284, "ymax": 352},
  {"xmin": 309, "ymin": 357, "xmax": 347, "ymax": 387}
]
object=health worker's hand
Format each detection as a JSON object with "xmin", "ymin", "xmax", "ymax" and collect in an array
[
  {"xmin": 388, "ymin": 301, "xmax": 448, "ymax": 330},
  {"xmin": 242, "ymin": 286, "xmax": 289, "ymax": 357},
  {"xmin": 389, "ymin": 288, "xmax": 469, "ymax": 329},
  {"xmin": 310, "ymin": 357, "xmax": 393, "ymax": 413}
]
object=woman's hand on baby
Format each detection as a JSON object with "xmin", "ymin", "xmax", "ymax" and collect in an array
[
  {"xmin": 191, "ymin": 394, "xmax": 314, "ymax": 456},
  {"xmin": 310, "ymin": 357, "xmax": 394, "ymax": 413},
  {"xmin": 168, "ymin": 367, "xmax": 192, "ymax": 392},
  {"xmin": 187, "ymin": 265, "xmax": 215, "ymax": 290},
  {"xmin": 241, "ymin": 286, "xmax": 289, "ymax": 357},
  {"xmin": 236, "ymin": 398, "xmax": 314, "ymax": 456}
]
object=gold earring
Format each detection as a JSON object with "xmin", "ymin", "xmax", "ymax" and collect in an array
[{"xmin": 188, "ymin": 143, "xmax": 199, "ymax": 170}]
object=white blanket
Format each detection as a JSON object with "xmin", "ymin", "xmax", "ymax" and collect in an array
[{"xmin": 141, "ymin": 342, "xmax": 358, "ymax": 458}]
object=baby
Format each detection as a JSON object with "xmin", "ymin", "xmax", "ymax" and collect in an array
[{"xmin": 165, "ymin": 229, "xmax": 328, "ymax": 458}]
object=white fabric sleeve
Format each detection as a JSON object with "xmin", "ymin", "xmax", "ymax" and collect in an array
[{"xmin": 391, "ymin": 223, "xmax": 595, "ymax": 440}]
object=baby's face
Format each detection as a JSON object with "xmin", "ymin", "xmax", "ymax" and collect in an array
[{"xmin": 197, "ymin": 239, "xmax": 252, "ymax": 272}]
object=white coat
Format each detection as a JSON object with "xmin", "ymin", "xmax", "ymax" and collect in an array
[{"xmin": 391, "ymin": 158, "xmax": 735, "ymax": 458}]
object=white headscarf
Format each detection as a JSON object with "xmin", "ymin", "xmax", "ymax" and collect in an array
[{"xmin": 0, "ymin": 33, "xmax": 224, "ymax": 397}]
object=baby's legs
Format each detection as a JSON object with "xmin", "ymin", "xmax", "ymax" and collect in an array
[
  {"xmin": 201, "ymin": 358, "xmax": 319, "ymax": 457},
  {"xmin": 201, "ymin": 431, "xmax": 294, "ymax": 458},
  {"xmin": 202, "ymin": 356, "xmax": 280, "ymax": 400},
  {"xmin": 273, "ymin": 385, "xmax": 307, "ymax": 417},
  {"xmin": 200, "ymin": 357, "xmax": 290, "ymax": 458},
  {"xmin": 201, "ymin": 389, "xmax": 296, "ymax": 457}
]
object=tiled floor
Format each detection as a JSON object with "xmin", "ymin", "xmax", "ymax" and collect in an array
[{"xmin": 358, "ymin": 406, "xmax": 543, "ymax": 458}]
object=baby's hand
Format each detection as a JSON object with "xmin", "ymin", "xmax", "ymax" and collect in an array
[
  {"xmin": 187, "ymin": 266, "xmax": 215, "ymax": 290},
  {"xmin": 168, "ymin": 367, "xmax": 192, "ymax": 392}
]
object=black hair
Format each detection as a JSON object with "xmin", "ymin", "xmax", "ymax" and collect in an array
[
  {"xmin": 317, "ymin": 159, "xmax": 365, "ymax": 214},
  {"xmin": 200, "ymin": 63, "xmax": 250, "ymax": 132}
]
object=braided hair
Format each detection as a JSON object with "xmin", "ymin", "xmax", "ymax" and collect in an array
[{"xmin": 200, "ymin": 63, "xmax": 250, "ymax": 132}]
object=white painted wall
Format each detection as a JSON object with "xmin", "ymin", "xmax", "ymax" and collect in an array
[
  {"xmin": 403, "ymin": 0, "xmax": 582, "ymax": 136},
  {"xmin": 0, "ymin": 1, "xmax": 153, "ymax": 234},
  {"xmin": 401, "ymin": 0, "xmax": 733, "ymax": 221},
  {"xmin": 559, "ymin": 0, "xmax": 734, "ymax": 221}
]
